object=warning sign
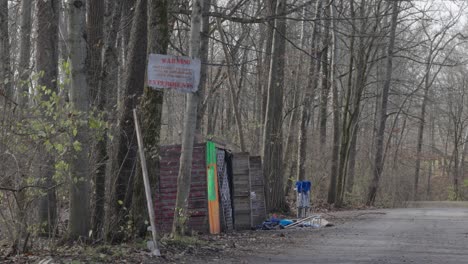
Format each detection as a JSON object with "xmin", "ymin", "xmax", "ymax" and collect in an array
[{"xmin": 147, "ymin": 54, "xmax": 201, "ymax": 93}]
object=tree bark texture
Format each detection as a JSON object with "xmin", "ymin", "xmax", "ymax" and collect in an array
[
  {"xmin": 284, "ymin": 6, "xmax": 306, "ymax": 196},
  {"xmin": 297, "ymin": 0, "xmax": 322, "ymax": 183},
  {"xmin": 195, "ymin": 0, "xmax": 212, "ymax": 134},
  {"xmin": 262, "ymin": 0, "xmax": 277, "ymax": 126},
  {"xmin": 0, "ymin": 0, "xmax": 11, "ymax": 101},
  {"xmin": 17, "ymin": 0, "xmax": 33, "ymax": 107},
  {"xmin": 131, "ymin": 0, "xmax": 170, "ymax": 238},
  {"xmin": 107, "ymin": 0, "xmax": 147, "ymax": 242},
  {"xmin": 68, "ymin": 0, "xmax": 91, "ymax": 240},
  {"xmin": 172, "ymin": 0, "xmax": 203, "ymax": 237},
  {"xmin": 36, "ymin": 0, "xmax": 59, "ymax": 236},
  {"xmin": 328, "ymin": 2, "xmax": 340, "ymax": 206},
  {"xmin": 91, "ymin": 0, "xmax": 123, "ymax": 239},
  {"xmin": 262, "ymin": 0, "xmax": 288, "ymax": 212},
  {"xmin": 319, "ymin": 0, "xmax": 331, "ymax": 150},
  {"xmin": 87, "ymin": 0, "xmax": 104, "ymax": 103}
]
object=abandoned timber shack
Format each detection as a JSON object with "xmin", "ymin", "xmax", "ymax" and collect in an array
[{"xmin": 155, "ymin": 141, "xmax": 267, "ymax": 233}]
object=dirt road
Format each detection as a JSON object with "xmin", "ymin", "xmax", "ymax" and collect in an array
[{"xmin": 242, "ymin": 207, "xmax": 468, "ymax": 263}]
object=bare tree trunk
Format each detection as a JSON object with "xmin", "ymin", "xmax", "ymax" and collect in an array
[
  {"xmin": 413, "ymin": 53, "xmax": 432, "ymax": 201},
  {"xmin": 344, "ymin": 0, "xmax": 356, "ymax": 194},
  {"xmin": 172, "ymin": 0, "xmax": 203, "ymax": 237},
  {"xmin": 255, "ymin": 23, "xmax": 266, "ymax": 154},
  {"xmin": 332, "ymin": 0, "xmax": 360, "ymax": 205},
  {"xmin": 284, "ymin": 6, "xmax": 306, "ymax": 196},
  {"xmin": 328, "ymin": 2, "xmax": 340, "ymax": 206},
  {"xmin": 0, "ymin": 0, "xmax": 11, "ymax": 101},
  {"xmin": 36, "ymin": 0, "xmax": 59, "ymax": 236},
  {"xmin": 367, "ymin": 1, "xmax": 399, "ymax": 206},
  {"xmin": 262, "ymin": 0, "xmax": 278, "ymax": 127},
  {"xmin": 335, "ymin": 0, "xmax": 373, "ymax": 206},
  {"xmin": 107, "ymin": 0, "xmax": 148, "ymax": 242},
  {"xmin": 427, "ymin": 161, "xmax": 433, "ymax": 200},
  {"xmin": 68, "ymin": 0, "xmax": 90, "ymax": 240},
  {"xmin": 297, "ymin": 0, "xmax": 322, "ymax": 183},
  {"xmin": 12, "ymin": 0, "xmax": 33, "ymax": 252},
  {"xmin": 195, "ymin": 0, "xmax": 211, "ymax": 135},
  {"xmin": 131, "ymin": 0, "xmax": 170, "ymax": 238},
  {"xmin": 87, "ymin": 0, "xmax": 104, "ymax": 103},
  {"xmin": 346, "ymin": 129, "xmax": 358, "ymax": 193},
  {"xmin": 263, "ymin": 0, "xmax": 288, "ymax": 212},
  {"xmin": 284, "ymin": 87, "xmax": 300, "ymax": 196},
  {"xmin": 121, "ymin": 0, "xmax": 135, "ymax": 56},
  {"xmin": 216, "ymin": 18, "xmax": 246, "ymax": 151},
  {"xmin": 17, "ymin": 0, "xmax": 33, "ymax": 107},
  {"xmin": 91, "ymin": 0, "xmax": 122, "ymax": 239},
  {"xmin": 453, "ymin": 140, "xmax": 460, "ymax": 200},
  {"xmin": 319, "ymin": 0, "xmax": 331, "ymax": 150},
  {"xmin": 460, "ymin": 131, "xmax": 468, "ymax": 195},
  {"xmin": 58, "ymin": 0, "xmax": 69, "ymax": 100}
]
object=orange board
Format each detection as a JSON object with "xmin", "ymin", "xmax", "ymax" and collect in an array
[{"xmin": 206, "ymin": 141, "xmax": 220, "ymax": 234}]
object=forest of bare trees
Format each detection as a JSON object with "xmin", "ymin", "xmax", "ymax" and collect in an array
[{"xmin": 1, "ymin": 0, "xmax": 468, "ymax": 255}]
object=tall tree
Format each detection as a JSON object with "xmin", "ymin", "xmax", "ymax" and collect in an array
[
  {"xmin": 87, "ymin": 0, "xmax": 104, "ymax": 103},
  {"xmin": 131, "ymin": 0, "xmax": 170, "ymax": 237},
  {"xmin": 412, "ymin": 18, "xmax": 459, "ymax": 200},
  {"xmin": 68, "ymin": 0, "xmax": 90, "ymax": 240},
  {"xmin": 367, "ymin": 0, "xmax": 399, "ymax": 206},
  {"xmin": 172, "ymin": 0, "xmax": 204, "ymax": 237},
  {"xmin": 216, "ymin": 17, "xmax": 246, "ymax": 151},
  {"xmin": 195, "ymin": 0, "xmax": 212, "ymax": 135},
  {"xmin": 297, "ymin": 0, "xmax": 322, "ymax": 183},
  {"xmin": 108, "ymin": 0, "xmax": 148, "ymax": 242},
  {"xmin": 0, "ymin": 0, "xmax": 11, "ymax": 101},
  {"xmin": 319, "ymin": 0, "xmax": 331, "ymax": 150},
  {"xmin": 91, "ymin": 0, "xmax": 123, "ymax": 239},
  {"xmin": 17, "ymin": 0, "xmax": 33, "ymax": 107},
  {"xmin": 262, "ymin": 0, "xmax": 277, "ymax": 126},
  {"xmin": 328, "ymin": 0, "xmax": 340, "ymax": 206},
  {"xmin": 36, "ymin": 0, "xmax": 59, "ymax": 236},
  {"xmin": 263, "ymin": 0, "xmax": 288, "ymax": 212},
  {"xmin": 334, "ymin": 0, "xmax": 383, "ymax": 206},
  {"xmin": 284, "ymin": 6, "xmax": 307, "ymax": 196}
]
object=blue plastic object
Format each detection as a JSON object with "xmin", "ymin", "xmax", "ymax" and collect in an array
[
  {"xmin": 296, "ymin": 181, "xmax": 311, "ymax": 193},
  {"xmin": 279, "ymin": 219, "xmax": 294, "ymax": 227}
]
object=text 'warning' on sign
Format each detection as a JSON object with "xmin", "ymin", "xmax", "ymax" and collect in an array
[{"xmin": 147, "ymin": 54, "xmax": 201, "ymax": 93}]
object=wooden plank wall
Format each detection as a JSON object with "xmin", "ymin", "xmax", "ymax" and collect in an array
[
  {"xmin": 249, "ymin": 156, "xmax": 267, "ymax": 226},
  {"xmin": 232, "ymin": 152, "xmax": 252, "ymax": 230}
]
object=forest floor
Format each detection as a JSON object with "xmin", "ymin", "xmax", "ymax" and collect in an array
[{"xmin": 0, "ymin": 208, "xmax": 383, "ymax": 263}]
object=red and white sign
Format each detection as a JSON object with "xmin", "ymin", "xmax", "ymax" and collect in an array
[{"xmin": 147, "ymin": 54, "xmax": 201, "ymax": 93}]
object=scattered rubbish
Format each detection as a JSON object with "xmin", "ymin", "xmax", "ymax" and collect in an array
[
  {"xmin": 38, "ymin": 257, "xmax": 55, "ymax": 264},
  {"xmin": 256, "ymin": 214, "xmax": 332, "ymax": 230},
  {"xmin": 285, "ymin": 215, "xmax": 320, "ymax": 229},
  {"xmin": 279, "ymin": 219, "xmax": 294, "ymax": 227}
]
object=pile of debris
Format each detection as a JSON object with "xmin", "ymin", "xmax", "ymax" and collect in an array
[{"xmin": 256, "ymin": 214, "xmax": 333, "ymax": 230}]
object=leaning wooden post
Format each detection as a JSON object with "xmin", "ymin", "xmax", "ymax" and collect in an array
[{"xmin": 133, "ymin": 109, "xmax": 161, "ymax": 257}]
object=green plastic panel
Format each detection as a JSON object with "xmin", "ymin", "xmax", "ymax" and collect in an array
[{"xmin": 206, "ymin": 141, "xmax": 217, "ymax": 201}]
